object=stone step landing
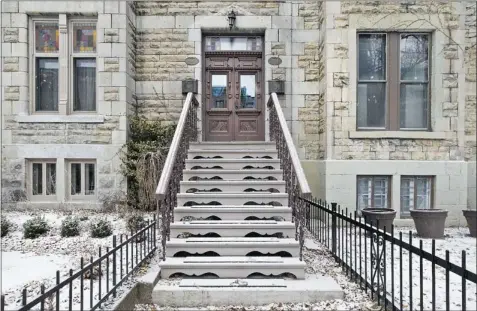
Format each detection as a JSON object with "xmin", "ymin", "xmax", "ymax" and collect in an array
[{"xmin": 152, "ymin": 276, "xmax": 344, "ymax": 307}]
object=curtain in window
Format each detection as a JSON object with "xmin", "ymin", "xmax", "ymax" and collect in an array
[
  {"xmin": 74, "ymin": 59, "xmax": 96, "ymax": 111},
  {"xmin": 36, "ymin": 58, "xmax": 59, "ymax": 111}
]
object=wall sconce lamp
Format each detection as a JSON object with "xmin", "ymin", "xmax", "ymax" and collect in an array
[{"xmin": 228, "ymin": 10, "xmax": 236, "ymax": 30}]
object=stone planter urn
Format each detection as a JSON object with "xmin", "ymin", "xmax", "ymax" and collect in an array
[
  {"xmin": 410, "ymin": 209, "xmax": 448, "ymax": 239},
  {"xmin": 463, "ymin": 209, "xmax": 477, "ymax": 238},
  {"xmin": 361, "ymin": 208, "xmax": 396, "ymax": 234}
]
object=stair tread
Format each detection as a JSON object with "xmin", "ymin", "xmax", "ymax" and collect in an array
[
  {"xmin": 171, "ymin": 220, "xmax": 294, "ymax": 226},
  {"xmin": 177, "ymin": 193, "xmax": 288, "ymax": 197},
  {"xmin": 168, "ymin": 237, "xmax": 297, "ymax": 244},
  {"xmin": 161, "ymin": 256, "xmax": 304, "ymax": 265},
  {"xmin": 175, "ymin": 206, "xmax": 290, "ymax": 209},
  {"xmin": 186, "ymin": 159, "xmax": 280, "ymax": 162},
  {"xmin": 179, "ymin": 278, "xmax": 287, "ymax": 287}
]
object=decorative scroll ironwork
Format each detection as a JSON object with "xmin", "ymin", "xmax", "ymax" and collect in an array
[
  {"xmin": 371, "ymin": 231, "xmax": 385, "ymax": 301},
  {"xmin": 267, "ymin": 94, "xmax": 311, "ymax": 261},
  {"xmin": 157, "ymin": 94, "xmax": 199, "ymax": 260}
]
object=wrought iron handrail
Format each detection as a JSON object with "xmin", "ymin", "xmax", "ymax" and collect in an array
[
  {"xmin": 156, "ymin": 92, "xmax": 198, "ymax": 260},
  {"xmin": 267, "ymin": 92, "xmax": 311, "ymax": 261}
]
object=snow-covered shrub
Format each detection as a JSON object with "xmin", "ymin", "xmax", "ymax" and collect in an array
[
  {"xmin": 61, "ymin": 217, "xmax": 80, "ymax": 237},
  {"xmin": 90, "ymin": 219, "xmax": 113, "ymax": 238},
  {"xmin": 23, "ymin": 216, "xmax": 50, "ymax": 239},
  {"xmin": 126, "ymin": 214, "xmax": 147, "ymax": 232},
  {"xmin": 1, "ymin": 216, "xmax": 13, "ymax": 237}
]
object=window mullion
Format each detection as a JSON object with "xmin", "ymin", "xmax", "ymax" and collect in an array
[{"xmin": 388, "ymin": 33, "xmax": 400, "ymax": 131}]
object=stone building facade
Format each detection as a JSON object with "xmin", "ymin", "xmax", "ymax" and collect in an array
[{"xmin": 1, "ymin": 1, "xmax": 475, "ymax": 225}]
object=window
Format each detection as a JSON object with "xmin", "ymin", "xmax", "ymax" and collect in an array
[
  {"xmin": 31, "ymin": 17, "xmax": 97, "ymax": 113},
  {"xmin": 28, "ymin": 160, "xmax": 57, "ymax": 200},
  {"xmin": 400, "ymin": 176, "xmax": 433, "ymax": 216},
  {"xmin": 205, "ymin": 36, "xmax": 262, "ymax": 52},
  {"xmin": 33, "ymin": 22, "xmax": 59, "ymax": 111},
  {"xmin": 68, "ymin": 161, "xmax": 96, "ymax": 199},
  {"xmin": 357, "ymin": 176, "xmax": 391, "ymax": 211},
  {"xmin": 357, "ymin": 33, "xmax": 430, "ymax": 130}
]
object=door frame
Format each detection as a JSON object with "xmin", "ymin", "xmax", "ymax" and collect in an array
[{"xmin": 201, "ymin": 33, "xmax": 266, "ymax": 142}]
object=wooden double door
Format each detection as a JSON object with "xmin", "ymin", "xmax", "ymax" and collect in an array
[{"xmin": 204, "ymin": 52, "xmax": 264, "ymax": 141}]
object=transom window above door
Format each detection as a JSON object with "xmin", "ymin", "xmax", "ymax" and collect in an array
[{"xmin": 205, "ymin": 36, "xmax": 262, "ymax": 52}]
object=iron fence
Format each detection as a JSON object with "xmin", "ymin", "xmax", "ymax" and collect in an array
[
  {"xmin": 1, "ymin": 216, "xmax": 157, "ymax": 311},
  {"xmin": 301, "ymin": 197, "xmax": 477, "ymax": 311}
]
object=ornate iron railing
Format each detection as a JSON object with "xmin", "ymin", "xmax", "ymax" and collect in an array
[
  {"xmin": 156, "ymin": 92, "xmax": 199, "ymax": 260},
  {"xmin": 267, "ymin": 93, "xmax": 311, "ymax": 260}
]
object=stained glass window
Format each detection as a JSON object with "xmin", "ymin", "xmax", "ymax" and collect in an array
[
  {"xmin": 35, "ymin": 23, "xmax": 59, "ymax": 53},
  {"xmin": 73, "ymin": 23, "xmax": 96, "ymax": 53}
]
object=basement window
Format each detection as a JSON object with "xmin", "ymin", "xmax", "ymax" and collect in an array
[
  {"xmin": 68, "ymin": 161, "xmax": 96, "ymax": 199},
  {"xmin": 28, "ymin": 160, "xmax": 57, "ymax": 201}
]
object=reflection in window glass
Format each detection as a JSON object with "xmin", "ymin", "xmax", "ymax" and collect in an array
[
  {"xmin": 211, "ymin": 75, "xmax": 227, "ymax": 108},
  {"xmin": 358, "ymin": 34, "xmax": 386, "ymax": 81},
  {"xmin": 357, "ymin": 83, "xmax": 386, "ymax": 128},
  {"xmin": 71, "ymin": 163, "xmax": 82, "ymax": 195},
  {"xmin": 73, "ymin": 23, "xmax": 97, "ymax": 53},
  {"xmin": 400, "ymin": 34, "xmax": 428, "ymax": 81},
  {"xmin": 400, "ymin": 176, "xmax": 432, "ymax": 216},
  {"xmin": 85, "ymin": 164, "xmax": 95, "ymax": 195},
  {"xmin": 205, "ymin": 37, "xmax": 262, "ymax": 51},
  {"xmin": 36, "ymin": 58, "xmax": 59, "ymax": 111},
  {"xmin": 32, "ymin": 163, "xmax": 43, "ymax": 195},
  {"xmin": 357, "ymin": 176, "xmax": 390, "ymax": 211},
  {"xmin": 35, "ymin": 23, "xmax": 59, "ymax": 53},
  {"xmin": 74, "ymin": 59, "xmax": 96, "ymax": 111},
  {"xmin": 400, "ymin": 84, "xmax": 428, "ymax": 129},
  {"xmin": 46, "ymin": 163, "xmax": 56, "ymax": 195},
  {"xmin": 240, "ymin": 75, "xmax": 256, "ymax": 108}
]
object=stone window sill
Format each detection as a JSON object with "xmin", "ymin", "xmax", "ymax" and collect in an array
[
  {"xmin": 348, "ymin": 131, "xmax": 447, "ymax": 140},
  {"xmin": 15, "ymin": 115, "xmax": 105, "ymax": 123}
]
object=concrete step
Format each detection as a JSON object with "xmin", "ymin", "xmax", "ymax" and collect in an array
[
  {"xmin": 180, "ymin": 180, "xmax": 286, "ymax": 193},
  {"xmin": 177, "ymin": 193, "xmax": 289, "ymax": 207},
  {"xmin": 182, "ymin": 169, "xmax": 283, "ymax": 181},
  {"xmin": 174, "ymin": 206, "xmax": 292, "ymax": 221},
  {"xmin": 189, "ymin": 141, "xmax": 277, "ymax": 150},
  {"xmin": 188, "ymin": 149, "xmax": 278, "ymax": 160},
  {"xmin": 158, "ymin": 256, "xmax": 306, "ymax": 279},
  {"xmin": 167, "ymin": 237, "xmax": 299, "ymax": 257},
  {"xmin": 152, "ymin": 276, "xmax": 344, "ymax": 307},
  {"xmin": 185, "ymin": 159, "xmax": 281, "ymax": 170},
  {"xmin": 170, "ymin": 220, "xmax": 295, "ymax": 238}
]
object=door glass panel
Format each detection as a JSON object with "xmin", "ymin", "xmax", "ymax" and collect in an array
[
  {"xmin": 205, "ymin": 37, "xmax": 262, "ymax": 51},
  {"xmin": 239, "ymin": 75, "xmax": 256, "ymax": 108},
  {"xmin": 211, "ymin": 74, "xmax": 227, "ymax": 108}
]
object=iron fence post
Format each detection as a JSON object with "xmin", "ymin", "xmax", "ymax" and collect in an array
[{"xmin": 331, "ymin": 202, "xmax": 337, "ymax": 260}]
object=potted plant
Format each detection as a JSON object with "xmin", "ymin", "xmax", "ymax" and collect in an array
[
  {"xmin": 362, "ymin": 208, "xmax": 396, "ymax": 234},
  {"xmin": 463, "ymin": 209, "xmax": 476, "ymax": 237},
  {"xmin": 410, "ymin": 209, "xmax": 448, "ymax": 239}
]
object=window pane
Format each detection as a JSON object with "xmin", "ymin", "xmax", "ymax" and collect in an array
[
  {"xmin": 358, "ymin": 34, "xmax": 386, "ymax": 80},
  {"xmin": 357, "ymin": 83, "xmax": 386, "ymax": 128},
  {"xmin": 46, "ymin": 163, "xmax": 56, "ymax": 195},
  {"xmin": 373, "ymin": 177, "xmax": 389, "ymax": 208},
  {"xmin": 357, "ymin": 177, "xmax": 371, "ymax": 211},
  {"xmin": 32, "ymin": 163, "xmax": 43, "ymax": 195},
  {"xmin": 71, "ymin": 163, "xmax": 82, "ymax": 195},
  {"xmin": 400, "ymin": 83, "xmax": 428, "ymax": 129},
  {"xmin": 35, "ymin": 23, "xmax": 59, "ymax": 53},
  {"xmin": 205, "ymin": 37, "xmax": 262, "ymax": 51},
  {"xmin": 85, "ymin": 164, "xmax": 95, "ymax": 195},
  {"xmin": 416, "ymin": 177, "xmax": 431, "ymax": 209},
  {"xmin": 36, "ymin": 58, "xmax": 59, "ymax": 111},
  {"xmin": 211, "ymin": 75, "xmax": 227, "ymax": 108},
  {"xmin": 400, "ymin": 34, "xmax": 429, "ymax": 81},
  {"xmin": 74, "ymin": 59, "xmax": 96, "ymax": 111},
  {"xmin": 73, "ymin": 23, "xmax": 97, "ymax": 53},
  {"xmin": 400, "ymin": 178, "xmax": 414, "ymax": 214},
  {"xmin": 240, "ymin": 75, "xmax": 256, "ymax": 108}
]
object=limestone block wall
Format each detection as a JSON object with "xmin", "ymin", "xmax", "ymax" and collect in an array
[
  {"xmin": 134, "ymin": 0, "xmax": 322, "ymax": 157},
  {"xmin": 1, "ymin": 1, "xmax": 134, "ymax": 207}
]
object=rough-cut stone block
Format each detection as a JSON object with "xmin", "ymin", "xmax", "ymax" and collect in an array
[
  {"xmin": 442, "ymin": 74, "xmax": 458, "ymax": 88},
  {"xmin": 333, "ymin": 72, "xmax": 349, "ymax": 87}
]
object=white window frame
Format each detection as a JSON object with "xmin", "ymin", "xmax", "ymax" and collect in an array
[
  {"xmin": 29, "ymin": 17, "xmax": 60, "ymax": 114},
  {"xmin": 67, "ymin": 160, "xmax": 97, "ymax": 201},
  {"xmin": 27, "ymin": 159, "xmax": 57, "ymax": 201},
  {"xmin": 68, "ymin": 18, "xmax": 98, "ymax": 114}
]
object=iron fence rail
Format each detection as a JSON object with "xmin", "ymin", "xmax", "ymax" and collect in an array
[
  {"xmin": 1, "ymin": 216, "xmax": 157, "ymax": 311},
  {"xmin": 301, "ymin": 197, "xmax": 477, "ymax": 311}
]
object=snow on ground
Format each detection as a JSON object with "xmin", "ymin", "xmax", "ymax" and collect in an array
[
  {"xmin": 1, "ymin": 210, "xmax": 158, "ymax": 311},
  {"xmin": 134, "ymin": 231, "xmax": 378, "ymax": 311}
]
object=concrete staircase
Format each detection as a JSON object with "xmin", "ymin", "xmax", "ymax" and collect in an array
[{"xmin": 153, "ymin": 141, "xmax": 344, "ymax": 307}]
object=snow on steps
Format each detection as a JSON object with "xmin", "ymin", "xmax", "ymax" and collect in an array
[
  {"xmin": 179, "ymin": 180, "xmax": 286, "ymax": 193},
  {"xmin": 185, "ymin": 158, "xmax": 281, "ymax": 170},
  {"xmin": 177, "ymin": 193, "xmax": 289, "ymax": 206},
  {"xmin": 152, "ymin": 276, "xmax": 344, "ymax": 307},
  {"xmin": 158, "ymin": 256, "xmax": 306, "ymax": 279},
  {"xmin": 166, "ymin": 237, "xmax": 299, "ymax": 257},
  {"xmin": 182, "ymin": 169, "xmax": 283, "ymax": 181},
  {"xmin": 173, "ymin": 206, "xmax": 292, "ymax": 221},
  {"xmin": 187, "ymin": 149, "xmax": 278, "ymax": 160}
]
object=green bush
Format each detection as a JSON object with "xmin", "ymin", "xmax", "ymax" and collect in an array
[
  {"xmin": 61, "ymin": 217, "xmax": 80, "ymax": 237},
  {"xmin": 23, "ymin": 216, "xmax": 50, "ymax": 239},
  {"xmin": 126, "ymin": 214, "xmax": 147, "ymax": 232},
  {"xmin": 1, "ymin": 216, "xmax": 13, "ymax": 237},
  {"xmin": 90, "ymin": 219, "xmax": 113, "ymax": 238}
]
